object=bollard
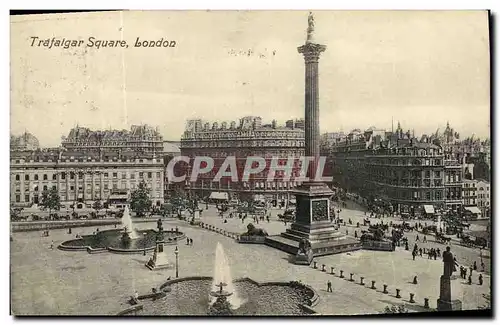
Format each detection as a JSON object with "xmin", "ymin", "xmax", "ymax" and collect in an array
[
  {"xmin": 396, "ymin": 289, "xmax": 401, "ymax": 298},
  {"xmin": 322, "ymin": 264, "xmax": 326, "ymax": 272},
  {"xmin": 360, "ymin": 277, "xmax": 365, "ymax": 285},
  {"xmin": 371, "ymin": 281, "xmax": 376, "ymax": 290},
  {"xmin": 349, "ymin": 273, "xmax": 354, "ymax": 282},
  {"xmin": 424, "ymin": 298, "xmax": 429, "ymax": 308},
  {"xmin": 383, "ymin": 284, "xmax": 388, "ymax": 294},
  {"xmin": 409, "ymin": 293, "xmax": 415, "ymax": 303},
  {"xmin": 330, "ymin": 267, "xmax": 335, "ymax": 275},
  {"xmin": 313, "ymin": 261, "xmax": 317, "ymax": 269}
]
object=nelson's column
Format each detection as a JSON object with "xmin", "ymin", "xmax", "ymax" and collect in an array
[{"xmin": 266, "ymin": 12, "xmax": 361, "ymax": 263}]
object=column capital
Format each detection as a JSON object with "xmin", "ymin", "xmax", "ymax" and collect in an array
[{"xmin": 298, "ymin": 43, "xmax": 327, "ymax": 63}]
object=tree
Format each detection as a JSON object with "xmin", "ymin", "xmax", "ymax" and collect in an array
[
  {"xmin": 92, "ymin": 200, "xmax": 103, "ymax": 218},
  {"xmin": 130, "ymin": 181, "xmax": 152, "ymax": 217},
  {"xmin": 40, "ymin": 187, "xmax": 60, "ymax": 217}
]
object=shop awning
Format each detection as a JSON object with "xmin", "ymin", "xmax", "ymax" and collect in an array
[
  {"xmin": 423, "ymin": 205, "xmax": 435, "ymax": 214},
  {"xmin": 464, "ymin": 206, "xmax": 481, "ymax": 215},
  {"xmin": 209, "ymin": 192, "xmax": 229, "ymax": 200},
  {"xmin": 109, "ymin": 194, "xmax": 128, "ymax": 200}
]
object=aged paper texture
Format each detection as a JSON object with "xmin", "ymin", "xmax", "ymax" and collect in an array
[{"xmin": 10, "ymin": 10, "xmax": 491, "ymax": 316}]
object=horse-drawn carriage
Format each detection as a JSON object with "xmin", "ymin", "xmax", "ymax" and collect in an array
[
  {"xmin": 278, "ymin": 208, "xmax": 295, "ymax": 222},
  {"xmin": 435, "ymin": 232, "xmax": 452, "ymax": 244},
  {"xmin": 422, "ymin": 225, "xmax": 437, "ymax": 235}
]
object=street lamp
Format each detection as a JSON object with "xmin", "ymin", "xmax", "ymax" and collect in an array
[
  {"xmin": 143, "ymin": 232, "xmax": 147, "ymax": 255},
  {"xmin": 174, "ymin": 246, "xmax": 179, "ymax": 278}
]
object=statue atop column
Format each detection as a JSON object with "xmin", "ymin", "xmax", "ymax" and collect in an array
[
  {"xmin": 437, "ymin": 246, "xmax": 462, "ymax": 311},
  {"xmin": 442, "ymin": 246, "xmax": 457, "ymax": 277},
  {"xmin": 306, "ymin": 12, "xmax": 315, "ymax": 43}
]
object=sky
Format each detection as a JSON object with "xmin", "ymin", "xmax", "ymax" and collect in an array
[{"xmin": 10, "ymin": 10, "xmax": 490, "ymax": 147}]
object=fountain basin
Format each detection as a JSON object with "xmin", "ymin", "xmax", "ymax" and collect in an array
[
  {"xmin": 58, "ymin": 229, "xmax": 186, "ymax": 254},
  {"xmin": 119, "ymin": 277, "xmax": 318, "ymax": 316}
]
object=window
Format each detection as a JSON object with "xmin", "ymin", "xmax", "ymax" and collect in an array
[
  {"xmin": 425, "ymin": 171, "xmax": 430, "ymax": 178},
  {"xmin": 435, "ymin": 171, "xmax": 441, "ymax": 178},
  {"xmin": 15, "ymin": 175, "xmax": 20, "ymax": 181},
  {"xmin": 104, "ymin": 173, "xmax": 109, "ymax": 178},
  {"xmin": 122, "ymin": 173, "xmax": 126, "ymax": 179},
  {"xmin": 104, "ymin": 184, "xmax": 109, "ymax": 190},
  {"xmin": 148, "ymin": 172, "xmax": 152, "ymax": 178},
  {"xmin": 426, "ymin": 192, "xmax": 431, "ymax": 200},
  {"xmin": 436, "ymin": 191, "xmax": 442, "ymax": 200},
  {"xmin": 34, "ymin": 186, "xmax": 39, "ymax": 192},
  {"xmin": 113, "ymin": 173, "xmax": 117, "ymax": 178},
  {"xmin": 70, "ymin": 173, "xmax": 75, "ymax": 180},
  {"xmin": 131, "ymin": 173, "xmax": 135, "ymax": 179},
  {"xmin": 43, "ymin": 174, "xmax": 48, "ymax": 180},
  {"xmin": 139, "ymin": 172, "xmax": 144, "ymax": 178},
  {"xmin": 34, "ymin": 174, "xmax": 39, "ymax": 181},
  {"xmin": 78, "ymin": 173, "xmax": 83, "ymax": 179},
  {"xmin": 70, "ymin": 186, "xmax": 75, "ymax": 191},
  {"xmin": 156, "ymin": 172, "xmax": 161, "ymax": 178},
  {"xmin": 52, "ymin": 185, "xmax": 56, "ymax": 190},
  {"xmin": 24, "ymin": 194, "xmax": 29, "ymax": 202},
  {"xmin": 434, "ymin": 159, "xmax": 441, "ymax": 165},
  {"xmin": 15, "ymin": 195, "xmax": 20, "ymax": 202},
  {"xmin": 43, "ymin": 185, "xmax": 48, "ymax": 191},
  {"xmin": 61, "ymin": 173, "xmax": 66, "ymax": 180}
]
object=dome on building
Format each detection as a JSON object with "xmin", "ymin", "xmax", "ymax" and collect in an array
[{"xmin": 10, "ymin": 132, "xmax": 40, "ymax": 151}]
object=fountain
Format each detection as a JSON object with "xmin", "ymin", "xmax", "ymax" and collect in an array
[
  {"xmin": 122, "ymin": 206, "xmax": 139, "ymax": 239},
  {"xmin": 208, "ymin": 282, "xmax": 234, "ymax": 315},
  {"xmin": 117, "ymin": 242, "xmax": 318, "ymax": 315},
  {"xmin": 209, "ymin": 242, "xmax": 243, "ymax": 310}
]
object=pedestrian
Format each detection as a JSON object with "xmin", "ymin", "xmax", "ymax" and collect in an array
[
  {"xmin": 186, "ymin": 237, "xmax": 189, "ymax": 245},
  {"xmin": 468, "ymin": 274, "xmax": 472, "ymax": 285},
  {"xmin": 354, "ymin": 230, "xmax": 358, "ymax": 239},
  {"xmin": 419, "ymin": 248, "xmax": 423, "ymax": 257},
  {"xmin": 413, "ymin": 276, "xmax": 418, "ymax": 284},
  {"xmin": 412, "ymin": 250, "xmax": 416, "ymax": 261},
  {"xmin": 469, "ymin": 266, "xmax": 473, "ymax": 276},
  {"xmin": 345, "ymin": 229, "xmax": 348, "ymax": 235},
  {"xmin": 50, "ymin": 240, "xmax": 54, "ymax": 249},
  {"xmin": 478, "ymin": 274, "xmax": 483, "ymax": 285},
  {"xmin": 423, "ymin": 235, "xmax": 427, "ymax": 243},
  {"xmin": 436, "ymin": 248, "xmax": 440, "ymax": 257},
  {"xmin": 481, "ymin": 261, "xmax": 485, "ymax": 272},
  {"xmin": 473, "ymin": 261, "xmax": 477, "ymax": 271},
  {"xmin": 327, "ymin": 280, "xmax": 332, "ymax": 292},
  {"xmin": 416, "ymin": 235, "xmax": 420, "ymax": 242},
  {"xmin": 190, "ymin": 238, "xmax": 193, "ymax": 246}
]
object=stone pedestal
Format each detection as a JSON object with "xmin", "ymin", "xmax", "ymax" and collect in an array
[
  {"xmin": 437, "ymin": 275, "xmax": 462, "ymax": 311},
  {"xmin": 294, "ymin": 250, "xmax": 314, "ymax": 265},
  {"xmin": 190, "ymin": 210, "xmax": 201, "ymax": 225},
  {"xmin": 284, "ymin": 183, "xmax": 359, "ymax": 260},
  {"xmin": 145, "ymin": 241, "xmax": 173, "ymax": 270}
]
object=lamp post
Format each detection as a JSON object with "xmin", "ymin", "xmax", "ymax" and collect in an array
[
  {"xmin": 143, "ymin": 232, "xmax": 147, "ymax": 255},
  {"xmin": 174, "ymin": 246, "xmax": 179, "ymax": 278}
]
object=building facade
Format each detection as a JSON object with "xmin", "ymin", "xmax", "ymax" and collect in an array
[
  {"xmin": 10, "ymin": 154, "xmax": 165, "ymax": 208},
  {"xmin": 462, "ymin": 179, "xmax": 478, "ymax": 207},
  {"xmin": 61, "ymin": 125, "xmax": 164, "ymax": 157},
  {"xmin": 323, "ymin": 123, "xmax": 464, "ymax": 215},
  {"xmin": 10, "ymin": 126, "xmax": 166, "ymax": 209},
  {"xmin": 179, "ymin": 116, "xmax": 305, "ymax": 203},
  {"xmin": 476, "ymin": 179, "xmax": 491, "ymax": 218}
]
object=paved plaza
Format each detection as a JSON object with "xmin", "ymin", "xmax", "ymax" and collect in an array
[
  {"xmin": 11, "ymin": 202, "xmax": 490, "ymax": 315},
  {"xmin": 11, "ymin": 205, "xmax": 490, "ymax": 315}
]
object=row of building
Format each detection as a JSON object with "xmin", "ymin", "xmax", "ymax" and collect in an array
[{"xmin": 10, "ymin": 119, "xmax": 491, "ymax": 218}]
